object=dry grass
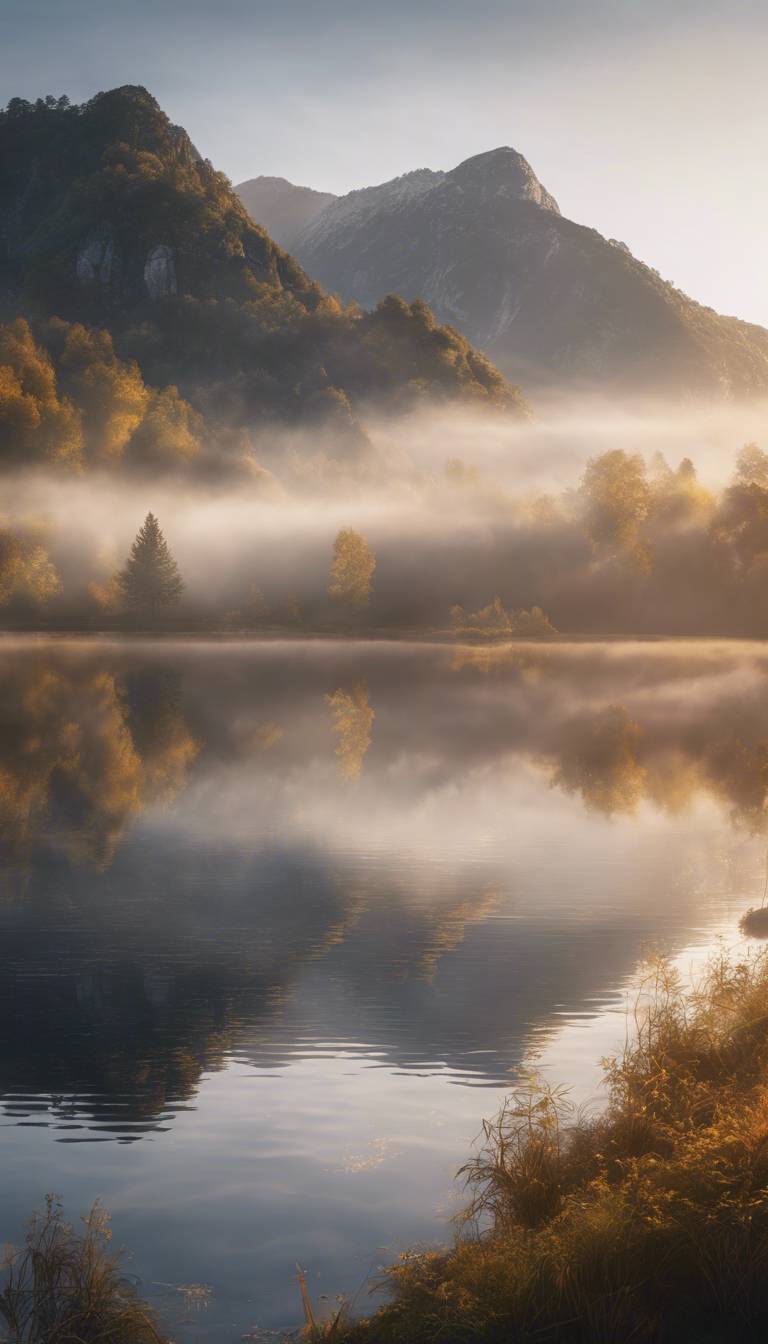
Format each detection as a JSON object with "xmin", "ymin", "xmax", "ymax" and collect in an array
[
  {"xmin": 342, "ymin": 948, "xmax": 768, "ymax": 1343},
  {"xmin": 297, "ymin": 1264, "xmax": 350, "ymax": 1341},
  {"xmin": 0, "ymin": 1198, "xmax": 167, "ymax": 1344}
]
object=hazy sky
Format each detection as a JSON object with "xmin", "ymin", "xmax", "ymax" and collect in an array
[{"xmin": 2, "ymin": 0, "xmax": 767, "ymax": 324}]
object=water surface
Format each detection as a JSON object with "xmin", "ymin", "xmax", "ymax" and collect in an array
[{"xmin": 1, "ymin": 637, "xmax": 765, "ymax": 1338}]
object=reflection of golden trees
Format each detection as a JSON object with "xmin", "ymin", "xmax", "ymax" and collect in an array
[
  {"xmin": 408, "ymin": 886, "xmax": 502, "ymax": 982},
  {"xmin": 450, "ymin": 643, "xmax": 550, "ymax": 676},
  {"xmin": 0, "ymin": 663, "xmax": 198, "ymax": 868},
  {"xmin": 552, "ymin": 706, "xmax": 646, "ymax": 816},
  {"xmin": 326, "ymin": 680, "xmax": 374, "ymax": 778},
  {"xmin": 704, "ymin": 739, "xmax": 768, "ymax": 834},
  {"xmin": 549, "ymin": 706, "xmax": 768, "ymax": 831},
  {"xmin": 450, "ymin": 645, "xmax": 768, "ymax": 828}
]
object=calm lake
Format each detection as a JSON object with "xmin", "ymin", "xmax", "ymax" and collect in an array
[{"xmin": 1, "ymin": 636, "xmax": 766, "ymax": 1340}]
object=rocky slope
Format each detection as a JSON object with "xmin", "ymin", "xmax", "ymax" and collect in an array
[
  {"xmin": 0, "ymin": 87, "xmax": 323, "ymax": 318},
  {"xmin": 0, "ymin": 88, "xmax": 524, "ymax": 476},
  {"xmin": 276, "ymin": 146, "xmax": 768, "ymax": 396},
  {"xmin": 235, "ymin": 175, "xmax": 337, "ymax": 249}
]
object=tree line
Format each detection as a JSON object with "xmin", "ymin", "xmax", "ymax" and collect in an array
[
  {"xmin": 6, "ymin": 440, "xmax": 768, "ymax": 634},
  {"xmin": 115, "ymin": 513, "xmax": 377, "ymax": 621}
]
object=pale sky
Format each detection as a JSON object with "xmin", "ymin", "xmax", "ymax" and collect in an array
[{"xmin": 2, "ymin": 0, "xmax": 767, "ymax": 324}]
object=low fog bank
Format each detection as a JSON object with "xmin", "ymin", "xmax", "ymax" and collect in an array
[
  {"xmin": 3, "ymin": 392, "xmax": 768, "ymax": 636},
  {"xmin": 364, "ymin": 392, "xmax": 768, "ymax": 497}
]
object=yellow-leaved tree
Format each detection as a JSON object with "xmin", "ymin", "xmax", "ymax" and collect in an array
[{"xmin": 328, "ymin": 528, "xmax": 375, "ymax": 612}]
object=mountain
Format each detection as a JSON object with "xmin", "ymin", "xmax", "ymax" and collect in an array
[
  {"xmin": 235, "ymin": 175, "xmax": 337, "ymax": 249},
  {"xmin": 279, "ymin": 146, "xmax": 768, "ymax": 396},
  {"xmin": 0, "ymin": 88, "xmax": 523, "ymax": 478},
  {"xmin": 0, "ymin": 88, "xmax": 324, "ymax": 317}
]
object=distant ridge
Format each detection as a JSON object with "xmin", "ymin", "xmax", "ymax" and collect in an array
[
  {"xmin": 239, "ymin": 148, "xmax": 768, "ymax": 396},
  {"xmin": 235, "ymin": 175, "xmax": 337, "ymax": 249}
]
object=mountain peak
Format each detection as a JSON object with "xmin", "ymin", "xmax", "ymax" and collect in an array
[
  {"xmin": 447, "ymin": 147, "xmax": 560, "ymax": 213},
  {"xmin": 236, "ymin": 175, "xmax": 337, "ymax": 248}
]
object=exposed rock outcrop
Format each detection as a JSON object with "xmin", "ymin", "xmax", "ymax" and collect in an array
[
  {"xmin": 143, "ymin": 244, "xmax": 177, "ymax": 301},
  {"xmin": 76, "ymin": 230, "xmax": 119, "ymax": 291}
]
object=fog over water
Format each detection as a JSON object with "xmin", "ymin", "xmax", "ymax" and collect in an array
[{"xmin": 1, "ymin": 635, "xmax": 766, "ymax": 1338}]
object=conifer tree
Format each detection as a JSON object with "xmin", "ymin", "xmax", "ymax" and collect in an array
[{"xmin": 118, "ymin": 512, "xmax": 183, "ymax": 613}]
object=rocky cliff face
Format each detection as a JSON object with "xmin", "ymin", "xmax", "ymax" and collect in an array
[
  {"xmin": 143, "ymin": 244, "xmax": 177, "ymax": 301},
  {"xmin": 0, "ymin": 86, "xmax": 322, "ymax": 318},
  {"xmin": 287, "ymin": 147, "xmax": 768, "ymax": 396},
  {"xmin": 235, "ymin": 176, "xmax": 337, "ymax": 249},
  {"xmin": 0, "ymin": 88, "xmax": 524, "ymax": 438}
]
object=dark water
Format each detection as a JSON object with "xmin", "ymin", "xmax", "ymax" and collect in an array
[{"xmin": 1, "ymin": 637, "xmax": 766, "ymax": 1338}]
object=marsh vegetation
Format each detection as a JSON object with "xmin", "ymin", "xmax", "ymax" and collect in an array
[{"xmin": 343, "ymin": 948, "xmax": 768, "ymax": 1343}]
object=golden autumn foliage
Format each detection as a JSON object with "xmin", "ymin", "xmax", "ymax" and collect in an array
[
  {"xmin": 451, "ymin": 596, "xmax": 558, "ymax": 639},
  {"xmin": 0, "ymin": 319, "xmax": 83, "ymax": 466},
  {"xmin": 0, "ymin": 524, "xmax": 61, "ymax": 606},
  {"xmin": 328, "ymin": 528, "xmax": 376, "ymax": 610},
  {"xmin": 326, "ymin": 681, "xmax": 374, "ymax": 779},
  {"xmin": 342, "ymin": 948, "xmax": 768, "ymax": 1344},
  {"xmin": 0, "ymin": 318, "xmax": 202, "ymax": 470},
  {"xmin": 0, "ymin": 1198, "xmax": 168, "ymax": 1344},
  {"xmin": 581, "ymin": 447, "xmax": 652, "ymax": 569}
]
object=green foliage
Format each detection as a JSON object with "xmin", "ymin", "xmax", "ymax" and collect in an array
[
  {"xmin": 343, "ymin": 948, "xmax": 768, "ymax": 1344},
  {"xmin": 117, "ymin": 512, "xmax": 183, "ymax": 613}
]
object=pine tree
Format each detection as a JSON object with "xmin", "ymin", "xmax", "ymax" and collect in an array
[{"xmin": 118, "ymin": 512, "xmax": 183, "ymax": 614}]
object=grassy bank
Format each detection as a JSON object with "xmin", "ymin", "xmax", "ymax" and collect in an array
[
  {"xmin": 341, "ymin": 948, "xmax": 768, "ymax": 1344},
  {"xmin": 0, "ymin": 1199, "xmax": 166, "ymax": 1344},
  {"xmin": 7, "ymin": 949, "xmax": 768, "ymax": 1344}
]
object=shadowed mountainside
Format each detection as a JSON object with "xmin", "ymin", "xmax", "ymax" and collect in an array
[
  {"xmin": 0, "ymin": 88, "xmax": 523, "ymax": 479},
  {"xmin": 250, "ymin": 147, "xmax": 768, "ymax": 396}
]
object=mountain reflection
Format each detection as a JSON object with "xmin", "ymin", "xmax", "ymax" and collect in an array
[{"xmin": 2, "ymin": 637, "xmax": 768, "ymax": 1139}]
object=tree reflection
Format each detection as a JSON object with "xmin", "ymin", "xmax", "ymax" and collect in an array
[
  {"xmin": 4, "ymin": 640, "xmax": 768, "ymax": 1136},
  {"xmin": 0, "ymin": 660, "xmax": 197, "ymax": 869},
  {"xmin": 327, "ymin": 680, "xmax": 374, "ymax": 778},
  {"xmin": 552, "ymin": 706, "xmax": 646, "ymax": 815}
]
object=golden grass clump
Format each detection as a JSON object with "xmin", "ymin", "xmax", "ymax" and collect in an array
[
  {"xmin": 0, "ymin": 1197, "xmax": 167, "ymax": 1344},
  {"xmin": 343, "ymin": 949, "xmax": 768, "ymax": 1343}
]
